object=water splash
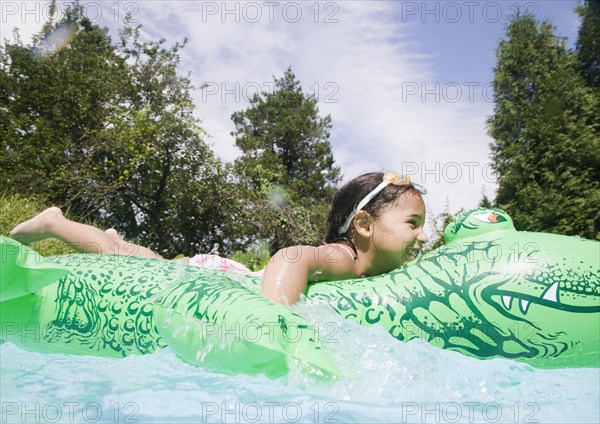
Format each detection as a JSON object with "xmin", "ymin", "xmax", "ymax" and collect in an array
[
  {"xmin": 33, "ymin": 23, "xmax": 77, "ymax": 57},
  {"xmin": 287, "ymin": 300, "xmax": 600, "ymax": 423},
  {"xmin": 1, "ymin": 314, "xmax": 598, "ymax": 423}
]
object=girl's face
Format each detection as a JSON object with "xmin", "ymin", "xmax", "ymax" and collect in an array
[{"xmin": 370, "ymin": 192, "xmax": 428, "ymax": 274}]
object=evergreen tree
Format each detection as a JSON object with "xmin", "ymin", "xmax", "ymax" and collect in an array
[
  {"xmin": 479, "ymin": 194, "xmax": 493, "ymax": 209},
  {"xmin": 231, "ymin": 68, "xmax": 340, "ymax": 203},
  {"xmin": 487, "ymin": 14, "xmax": 600, "ymax": 239},
  {"xmin": 576, "ymin": 0, "xmax": 600, "ymax": 89},
  {"xmin": 230, "ymin": 68, "xmax": 341, "ymax": 252}
]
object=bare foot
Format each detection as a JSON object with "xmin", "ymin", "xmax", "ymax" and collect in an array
[{"xmin": 9, "ymin": 207, "xmax": 64, "ymax": 244}]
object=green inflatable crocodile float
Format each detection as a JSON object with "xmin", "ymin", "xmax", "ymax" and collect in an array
[{"xmin": 1, "ymin": 208, "xmax": 598, "ymax": 377}]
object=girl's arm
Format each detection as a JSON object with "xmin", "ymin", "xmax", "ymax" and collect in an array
[{"xmin": 260, "ymin": 245, "xmax": 356, "ymax": 305}]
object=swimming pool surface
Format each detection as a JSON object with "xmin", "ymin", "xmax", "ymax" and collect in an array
[{"xmin": 1, "ymin": 305, "xmax": 598, "ymax": 423}]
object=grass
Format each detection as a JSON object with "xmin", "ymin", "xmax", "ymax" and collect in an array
[
  {"xmin": 0, "ymin": 193, "xmax": 76, "ymax": 256},
  {"xmin": 229, "ymin": 245, "xmax": 271, "ymax": 272}
]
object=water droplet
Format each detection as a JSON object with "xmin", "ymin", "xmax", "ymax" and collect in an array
[{"xmin": 34, "ymin": 23, "xmax": 77, "ymax": 57}]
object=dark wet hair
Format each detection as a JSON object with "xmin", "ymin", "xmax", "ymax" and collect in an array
[{"xmin": 325, "ymin": 172, "xmax": 426, "ymax": 255}]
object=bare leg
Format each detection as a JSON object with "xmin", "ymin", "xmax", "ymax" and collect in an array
[
  {"xmin": 104, "ymin": 228, "xmax": 162, "ymax": 259},
  {"xmin": 104, "ymin": 228, "xmax": 121, "ymax": 243},
  {"xmin": 10, "ymin": 208, "xmax": 162, "ymax": 259}
]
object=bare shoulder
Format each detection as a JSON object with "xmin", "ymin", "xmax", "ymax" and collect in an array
[
  {"xmin": 267, "ymin": 244, "xmax": 357, "ymax": 281},
  {"xmin": 261, "ymin": 244, "xmax": 357, "ymax": 303},
  {"xmin": 309, "ymin": 243, "xmax": 358, "ymax": 282}
]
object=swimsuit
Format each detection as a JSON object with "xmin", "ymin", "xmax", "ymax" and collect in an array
[{"xmin": 188, "ymin": 254, "xmax": 265, "ymax": 277}]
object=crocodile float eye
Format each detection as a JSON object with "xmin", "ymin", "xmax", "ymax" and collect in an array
[{"xmin": 473, "ymin": 212, "xmax": 507, "ymax": 223}]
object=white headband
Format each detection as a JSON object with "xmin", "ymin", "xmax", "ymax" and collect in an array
[{"xmin": 338, "ymin": 173, "xmax": 411, "ymax": 235}]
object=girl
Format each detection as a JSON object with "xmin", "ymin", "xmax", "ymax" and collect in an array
[
  {"xmin": 261, "ymin": 171, "xmax": 427, "ymax": 304},
  {"xmin": 9, "ymin": 172, "xmax": 427, "ymax": 305}
]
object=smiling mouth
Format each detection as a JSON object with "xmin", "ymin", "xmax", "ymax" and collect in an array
[{"xmin": 405, "ymin": 248, "xmax": 421, "ymax": 260}]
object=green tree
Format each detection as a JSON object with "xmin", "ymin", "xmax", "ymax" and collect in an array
[
  {"xmin": 0, "ymin": 1, "xmax": 232, "ymax": 256},
  {"xmin": 97, "ymin": 23, "xmax": 233, "ymax": 257},
  {"xmin": 426, "ymin": 200, "xmax": 459, "ymax": 251},
  {"xmin": 576, "ymin": 0, "xmax": 600, "ymax": 90},
  {"xmin": 230, "ymin": 68, "xmax": 341, "ymax": 252},
  {"xmin": 1, "ymin": 6, "xmax": 127, "ymax": 206},
  {"xmin": 487, "ymin": 14, "xmax": 600, "ymax": 239},
  {"xmin": 479, "ymin": 187, "xmax": 493, "ymax": 209}
]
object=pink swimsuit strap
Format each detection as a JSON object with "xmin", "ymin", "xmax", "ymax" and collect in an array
[{"xmin": 319, "ymin": 243, "xmax": 357, "ymax": 262}]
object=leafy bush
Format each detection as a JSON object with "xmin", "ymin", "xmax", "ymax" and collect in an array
[{"xmin": 229, "ymin": 240, "xmax": 272, "ymax": 271}]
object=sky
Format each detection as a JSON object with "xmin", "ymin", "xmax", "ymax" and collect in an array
[{"xmin": 0, "ymin": 0, "xmax": 584, "ymax": 230}]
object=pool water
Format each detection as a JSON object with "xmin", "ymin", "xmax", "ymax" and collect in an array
[{"xmin": 1, "ymin": 303, "xmax": 598, "ymax": 424}]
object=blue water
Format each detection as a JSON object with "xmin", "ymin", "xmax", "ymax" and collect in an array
[{"xmin": 2, "ymin": 304, "xmax": 599, "ymax": 424}]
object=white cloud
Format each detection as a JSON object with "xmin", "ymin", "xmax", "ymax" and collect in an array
[
  {"xmin": 145, "ymin": 1, "xmax": 497, "ymax": 220},
  {"xmin": 3, "ymin": 0, "xmax": 499, "ymax": 226}
]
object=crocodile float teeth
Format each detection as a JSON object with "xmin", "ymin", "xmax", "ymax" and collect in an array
[
  {"xmin": 520, "ymin": 299, "xmax": 530, "ymax": 314},
  {"xmin": 502, "ymin": 295, "xmax": 513, "ymax": 309},
  {"xmin": 542, "ymin": 282, "xmax": 560, "ymax": 303}
]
